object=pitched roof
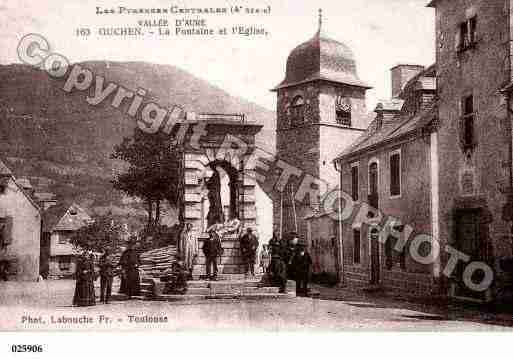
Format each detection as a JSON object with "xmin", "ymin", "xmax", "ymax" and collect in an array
[
  {"xmin": 0, "ymin": 159, "xmax": 40, "ymax": 211},
  {"xmin": 42, "ymin": 203, "xmax": 68, "ymax": 232},
  {"xmin": 0, "ymin": 160, "xmax": 12, "ymax": 177},
  {"xmin": 42, "ymin": 203, "xmax": 92, "ymax": 232},
  {"xmin": 334, "ymin": 104, "xmax": 438, "ymax": 162}
]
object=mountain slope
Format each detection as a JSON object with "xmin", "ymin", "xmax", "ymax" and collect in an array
[{"xmin": 0, "ymin": 61, "xmax": 275, "ymax": 220}]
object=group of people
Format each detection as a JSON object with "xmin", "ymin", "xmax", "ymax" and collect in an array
[
  {"xmin": 177, "ymin": 221, "xmax": 223, "ymax": 281},
  {"xmin": 72, "ymin": 224, "xmax": 313, "ymax": 306},
  {"xmin": 178, "ymin": 222, "xmax": 257, "ymax": 281},
  {"xmin": 72, "ymin": 240, "xmax": 141, "ymax": 307},
  {"xmin": 177, "ymin": 222, "xmax": 313, "ymax": 296},
  {"xmin": 266, "ymin": 232, "xmax": 313, "ymax": 296},
  {"xmin": 179, "ymin": 223, "xmax": 261, "ymax": 281}
]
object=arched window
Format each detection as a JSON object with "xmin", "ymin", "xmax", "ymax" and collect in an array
[
  {"xmin": 368, "ymin": 161, "xmax": 379, "ymax": 209},
  {"xmin": 336, "ymin": 96, "xmax": 351, "ymax": 126},
  {"xmin": 290, "ymin": 96, "xmax": 305, "ymax": 126}
]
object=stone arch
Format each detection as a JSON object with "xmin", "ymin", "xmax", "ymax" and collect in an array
[{"xmin": 200, "ymin": 159, "xmax": 241, "ymax": 231}]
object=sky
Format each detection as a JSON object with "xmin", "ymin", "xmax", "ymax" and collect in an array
[{"xmin": 0, "ymin": 0, "xmax": 435, "ymax": 112}]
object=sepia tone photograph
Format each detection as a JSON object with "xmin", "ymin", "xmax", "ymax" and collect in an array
[{"xmin": 1, "ymin": 1, "xmax": 513, "ymax": 348}]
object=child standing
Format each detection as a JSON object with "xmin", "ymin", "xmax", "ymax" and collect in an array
[{"xmin": 259, "ymin": 244, "xmax": 271, "ymax": 274}]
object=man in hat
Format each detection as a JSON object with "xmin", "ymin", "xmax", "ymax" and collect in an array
[
  {"xmin": 268, "ymin": 232, "xmax": 281, "ymax": 258},
  {"xmin": 99, "ymin": 248, "xmax": 116, "ymax": 304},
  {"xmin": 202, "ymin": 228, "xmax": 223, "ymax": 280},
  {"xmin": 240, "ymin": 228, "xmax": 259, "ymax": 277},
  {"xmin": 290, "ymin": 239, "xmax": 312, "ymax": 297}
]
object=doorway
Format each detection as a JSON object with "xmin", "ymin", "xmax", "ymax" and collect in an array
[{"xmin": 452, "ymin": 209, "xmax": 487, "ymax": 300}]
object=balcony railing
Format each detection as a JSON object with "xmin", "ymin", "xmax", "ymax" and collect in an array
[{"xmin": 198, "ymin": 113, "xmax": 246, "ymax": 123}]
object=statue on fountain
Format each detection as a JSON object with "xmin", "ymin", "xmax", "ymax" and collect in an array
[
  {"xmin": 206, "ymin": 168, "xmax": 224, "ymax": 227},
  {"xmin": 205, "ymin": 168, "xmax": 242, "ymax": 237}
]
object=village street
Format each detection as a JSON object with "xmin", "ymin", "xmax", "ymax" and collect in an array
[{"xmin": 1, "ymin": 280, "xmax": 512, "ymax": 331}]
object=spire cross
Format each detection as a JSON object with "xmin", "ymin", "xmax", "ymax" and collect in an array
[{"xmin": 318, "ymin": 8, "xmax": 322, "ymax": 30}]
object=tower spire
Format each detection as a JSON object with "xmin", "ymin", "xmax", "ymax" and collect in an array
[
  {"xmin": 316, "ymin": 8, "xmax": 326, "ymax": 37},
  {"xmin": 318, "ymin": 8, "xmax": 322, "ymax": 32}
]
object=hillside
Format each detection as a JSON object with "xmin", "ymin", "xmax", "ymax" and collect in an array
[{"xmin": 0, "ymin": 61, "xmax": 275, "ymax": 222}]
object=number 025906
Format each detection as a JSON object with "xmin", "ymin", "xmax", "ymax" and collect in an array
[{"xmin": 10, "ymin": 344, "xmax": 43, "ymax": 353}]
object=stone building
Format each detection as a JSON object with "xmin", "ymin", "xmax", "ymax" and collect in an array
[
  {"xmin": 426, "ymin": 0, "xmax": 513, "ymax": 301},
  {"xmin": 332, "ymin": 0, "xmax": 513, "ymax": 302},
  {"xmin": 334, "ymin": 65, "xmax": 439, "ymax": 296},
  {"xmin": 0, "ymin": 160, "xmax": 41, "ymax": 281},
  {"xmin": 272, "ymin": 14, "xmax": 372, "ymax": 273},
  {"xmin": 42, "ymin": 203, "xmax": 92, "ymax": 279}
]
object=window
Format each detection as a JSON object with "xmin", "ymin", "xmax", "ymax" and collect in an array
[
  {"xmin": 351, "ymin": 164, "xmax": 359, "ymax": 201},
  {"xmin": 0, "ymin": 217, "xmax": 12, "ymax": 247},
  {"xmin": 336, "ymin": 96, "xmax": 352, "ymax": 126},
  {"xmin": 290, "ymin": 96, "xmax": 305, "ymax": 126},
  {"xmin": 58, "ymin": 256, "xmax": 71, "ymax": 271},
  {"xmin": 390, "ymin": 151, "xmax": 401, "ymax": 197},
  {"xmin": 461, "ymin": 95, "xmax": 476, "ymax": 151},
  {"xmin": 368, "ymin": 161, "xmax": 379, "ymax": 209},
  {"xmin": 0, "ymin": 179, "xmax": 6, "ymax": 194},
  {"xmin": 457, "ymin": 16, "xmax": 477, "ymax": 52},
  {"xmin": 353, "ymin": 229, "xmax": 361, "ymax": 264}
]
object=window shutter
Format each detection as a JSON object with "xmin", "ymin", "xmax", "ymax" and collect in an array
[
  {"xmin": 390, "ymin": 153, "xmax": 401, "ymax": 196},
  {"xmin": 351, "ymin": 166, "xmax": 359, "ymax": 201},
  {"xmin": 3, "ymin": 216, "xmax": 13, "ymax": 245}
]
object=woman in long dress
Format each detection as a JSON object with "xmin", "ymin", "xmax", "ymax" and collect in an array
[
  {"xmin": 119, "ymin": 241, "xmax": 140, "ymax": 298},
  {"xmin": 179, "ymin": 223, "xmax": 198, "ymax": 279},
  {"xmin": 72, "ymin": 251, "xmax": 96, "ymax": 307}
]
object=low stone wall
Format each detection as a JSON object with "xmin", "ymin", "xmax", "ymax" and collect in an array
[
  {"xmin": 381, "ymin": 270, "xmax": 435, "ymax": 296},
  {"xmin": 344, "ymin": 264, "xmax": 436, "ymax": 296}
]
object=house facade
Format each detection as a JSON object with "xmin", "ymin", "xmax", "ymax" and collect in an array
[
  {"xmin": 42, "ymin": 203, "xmax": 92, "ymax": 279},
  {"xmin": 0, "ymin": 160, "xmax": 41, "ymax": 281},
  {"xmin": 335, "ymin": 65, "xmax": 439, "ymax": 296},
  {"xmin": 333, "ymin": 0, "xmax": 513, "ymax": 302},
  {"xmin": 426, "ymin": 0, "xmax": 513, "ymax": 301}
]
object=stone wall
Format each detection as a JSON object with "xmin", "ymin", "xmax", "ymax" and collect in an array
[
  {"xmin": 340, "ymin": 133, "xmax": 436, "ymax": 294},
  {"xmin": 275, "ymin": 81, "xmax": 370, "ymax": 241},
  {"xmin": 435, "ymin": 0, "xmax": 512, "ymax": 296},
  {"xmin": 0, "ymin": 177, "xmax": 40, "ymax": 281}
]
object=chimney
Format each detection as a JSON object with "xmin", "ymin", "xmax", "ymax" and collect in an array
[
  {"xmin": 391, "ymin": 64, "xmax": 425, "ymax": 98},
  {"xmin": 17, "ymin": 178, "xmax": 35, "ymax": 197},
  {"xmin": 374, "ymin": 99, "xmax": 404, "ymax": 130}
]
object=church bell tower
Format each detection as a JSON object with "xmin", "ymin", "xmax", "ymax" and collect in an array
[{"xmin": 271, "ymin": 10, "xmax": 372, "ymax": 238}]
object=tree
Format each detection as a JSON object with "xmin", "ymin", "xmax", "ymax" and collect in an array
[
  {"xmin": 69, "ymin": 213, "xmax": 124, "ymax": 253},
  {"xmin": 111, "ymin": 128, "xmax": 181, "ymax": 226}
]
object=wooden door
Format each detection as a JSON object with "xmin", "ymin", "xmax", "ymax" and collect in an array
[{"xmin": 453, "ymin": 209, "xmax": 485, "ymax": 300}]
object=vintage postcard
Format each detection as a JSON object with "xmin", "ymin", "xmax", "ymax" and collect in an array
[{"xmin": 1, "ymin": 0, "xmax": 513, "ymax": 347}]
